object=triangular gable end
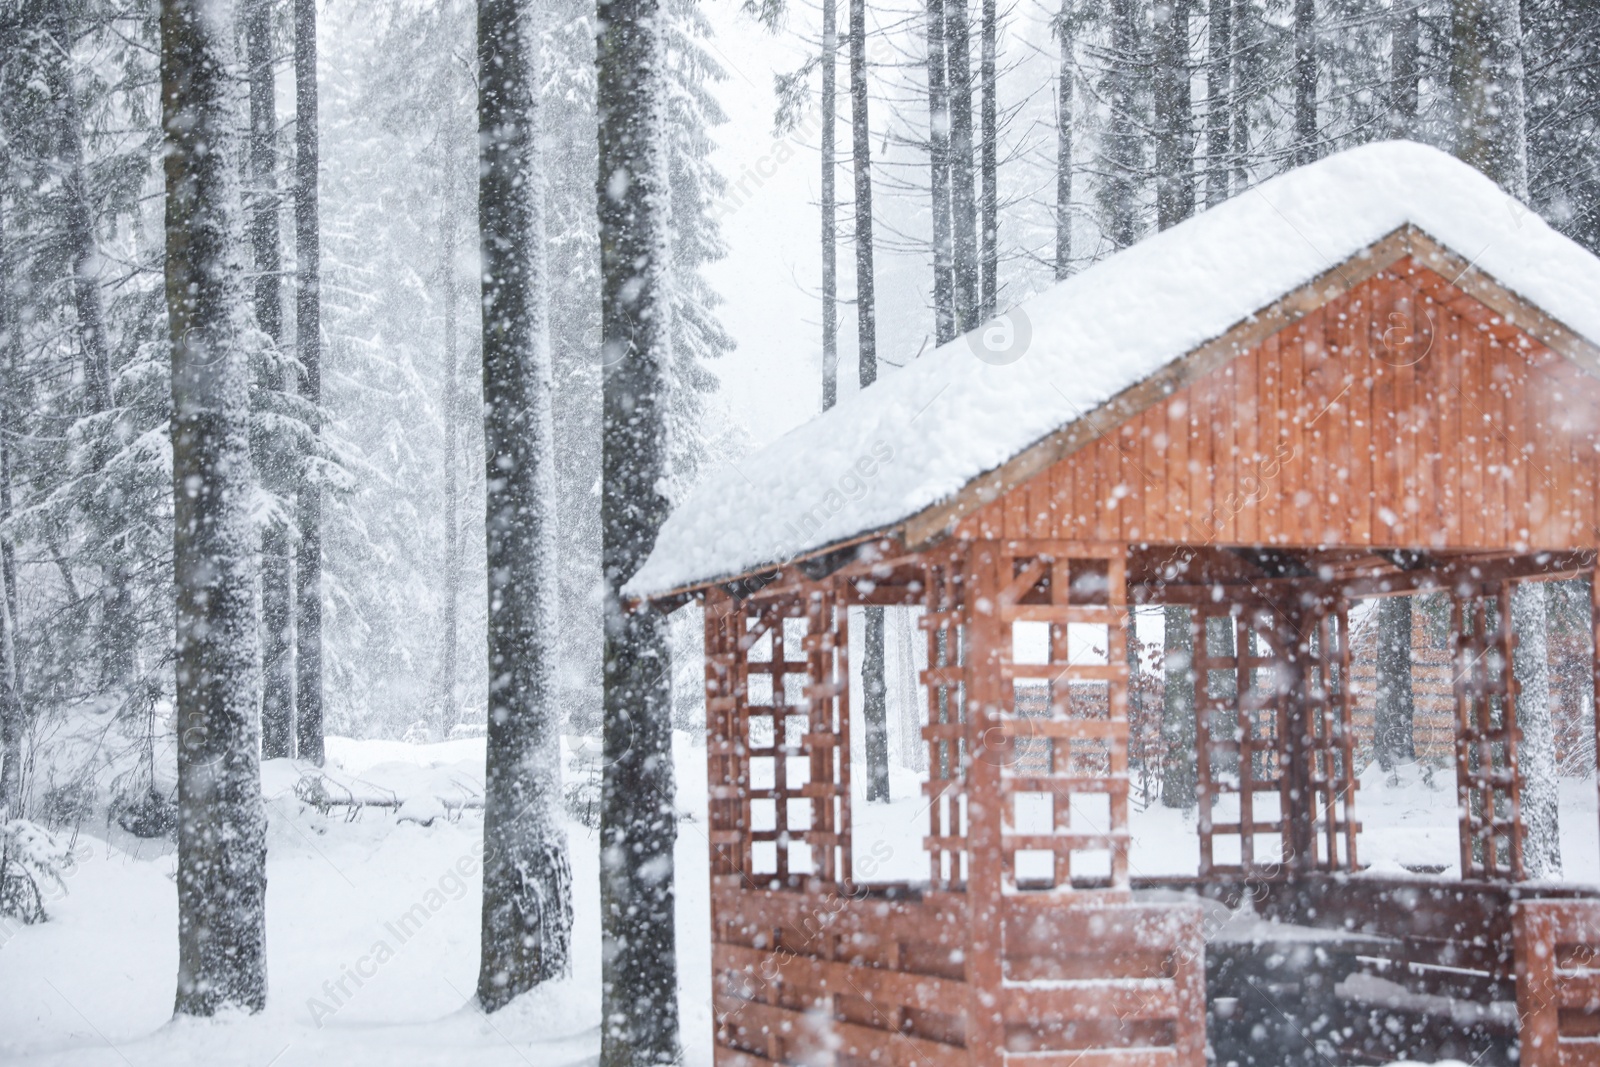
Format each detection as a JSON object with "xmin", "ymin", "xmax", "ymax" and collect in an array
[{"xmin": 903, "ymin": 225, "xmax": 1600, "ymax": 555}]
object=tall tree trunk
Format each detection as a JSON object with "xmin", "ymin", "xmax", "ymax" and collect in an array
[
  {"xmin": 1387, "ymin": 0, "xmax": 1419, "ymax": 138},
  {"xmin": 1204, "ymin": 0, "xmax": 1231, "ymax": 208},
  {"xmin": 1514, "ymin": 582, "xmax": 1561, "ymax": 877},
  {"xmin": 294, "ymin": 0, "xmax": 324, "ymax": 765},
  {"xmin": 46, "ymin": 1, "xmax": 136, "ymax": 695},
  {"xmin": 1161, "ymin": 605, "xmax": 1196, "ymax": 808},
  {"xmin": 1450, "ymin": 0, "xmax": 1528, "ymax": 196},
  {"xmin": 1104, "ymin": 0, "xmax": 1140, "ymax": 248},
  {"xmin": 926, "ymin": 0, "xmax": 956, "ymax": 342},
  {"xmin": 945, "ymin": 0, "xmax": 979, "ymax": 329},
  {"xmin": 597, "ymin": 0, "xmax": 680, "ymax": 1057},
  {"xmin": 1154, "ymin": 0, "xmax": 1194, "ymax": 230},
  {"xmin": 1054, "ymin": 0, "xmax": 1072, "ymax": 280},
  {"xmin": 248, "ymin": 0, "xmax": 295, "ymax": 761},
  {"xmin": 822, "ymin": 0, "xmax": 840, "ymax": 408},
  {"xmin": 162, "ymin": 0, "xmax": 268, "ymax": 1015},
  {"xmin": 1292, "ymin": 0, "xmax": 1317, "ymax": 165},
  {"xmin": 0, "ymin": 203, "xmax": 18, "ymax": 814},
  {"xmin": 476, "ymin": 0, "xmax": 573, "ymax": 1009},
  {"xmin": 438, "ymin": 141, "xmax": 461, "ymax": 733},
  {"xmin": 851, "ymin": 0, "xmax": 891, "ymax": 803},
  {"xmin": 1374, "ymin": 596, "xmax": 1415, "ymax": 771},
  {"xmin": 1231, "ymin": 0, "xmax": 1250, "ymax": 191},
  {"xmin": 978, "ymin": 0, "xmax": 997, "ymax": 319}
]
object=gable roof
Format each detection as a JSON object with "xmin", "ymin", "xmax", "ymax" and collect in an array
[{"xmin": 627, "ymin": 141, "xmax": 1600, "ymax": 601}]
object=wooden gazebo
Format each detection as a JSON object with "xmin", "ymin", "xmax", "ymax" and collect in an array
[{"xmin": 628, "ymin": 143, "xmax": 1600, "ymax": 1067}]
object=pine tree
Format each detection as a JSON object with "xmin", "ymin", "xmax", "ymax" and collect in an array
[
  {"xmin": 1291, "ymin": 0, "xmax": 1317, "ymax": 164},
  {"xmin": 162, "ymin": 0, "xmax": 268, "ymax": 1015},
  {"xmin": 597, "ymin": 0, "xmax": 680, "ymax": 1055},
  {"xmin": 1101, "ymin": 0, "xmax": 1143, "ymax": 248},
  {"xmin": 1153, "ymin": 0, "xmax": 1195, "ymax": 229},
  {"xmin": 1054, "ymin": 0, "xmax": 1074, "ymax": 279},
  {"xmin": 926, "ymin": 0, "xmax": 957, "ymax": 340},
  {"xmin": 978, "ymin": 0, "xmax": 997, "ymax": 318},
  {"xmin": 1387, "ymin": 0, "xmax": 1420, "ymax": 138},
  {"xmin": 850, "ymin": 0, "xmax": 890, "ymax": 804},
  {"xmin": 247, "ymin": 0, "xmax": 295, "ymax": 760},
  {"xmin": 476, "ymin": 0, "xmax": 573, "ymax": 1008},
  {"xmin": 0, "ymin": 187, "xmax": 19, "ymax": 816},
  {"xmin": 1374, "ymin": 596, "xmax": 1415, "ymax": 771},
  {"xmin": 946, "ymin": 0, "xmax": 979, "ymax": 328},
  {"xmin": 294, "ymin": 0, "xmax": 324, "ymax": 764},
  {"xmin": 1450, "ymin": 0, "xmax": 1527, "ymax": 195},
  {"xmin": 44, "ymin": 0, "xmax": 139, "ymax": 698},
  {"xmin": 437, "ymin": 134, "xmax": 464, "ymax": 733},
  {"xmin": 823, "ymin": 0, "xmax": 841, "ymax": 405},
  {"xmin": 1160, "ymin": 604, "xmax": 1195, "ymax": 808},
  {"xmin": 1204, "ymin": 0, "xmax": 1231, "ymax": 207}
]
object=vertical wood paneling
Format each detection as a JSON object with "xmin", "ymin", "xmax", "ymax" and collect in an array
[{"xmin": 977, "ymin": 260, "xmax": 1600, "ymax": 552}]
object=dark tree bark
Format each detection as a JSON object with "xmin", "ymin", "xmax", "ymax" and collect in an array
[
  {"xmin": 1154, "ymin": 0, "xmax": 1195, "ymax": 230},
  {"xmin": 293, "ymin": 0, "xmax": 324, "ymax": 765},
  {"xmin": 822, "ymin": 0, "xmax": 840, "ymax": 409},
  {"xmin": 247, "ymin": 0, "xmax": 294, "ymax": 761},
  {"xmin": 1204, "ymin": 0, "xmax": 1231, "ymax": 208},
  {"xmin": 1374, "ymin": 596, "xmax": 1415, "ymax": 771},
  {"xmin": 1292, "ymin": 0, "xmax": 1317, "ymax": 166},
  {"xmin": 1450, "ymin": 0, "xmax": 1528, "ymax": 197},
  {"xmin": 161, "ymin": 0, "xmax": 268, "ymax": 1015},
  {"xmin": 1387, "ymin": 0, "xmax": 1419, "ymax": 138},
  {"xmin": 476, "ymin": 0, "xmax": 573, "ymax": 1009},
  {"xmin": 597, "ymin": 0, "xmax": 680, "ymax": 1057},
  {"xmin": 1054, "ymin": 0, "xmax": 1072, "ymax": 280},
  {"xmin": 1230, "ymin": 0, "xmax": 1250, "ymax": 190},
  {"xmin": 438, "ymin": 139, "xmax": 462, "ymax": 731},
  {"xmin": 45, "ymin": 1, "xmax": 136, "ymax": 695},
  {"xmin": 926, "ymin": 0, "xmax": 956, "ymax": 342},
  {"xmin": 850, "ymin": 0, "xmax": 890, "ymax": 802},
  {"xmin": 0, "ymin": 203, "xmax": 18, "ymax": 815},
  {"xmin": 978, "ymin": 0, "xmax": 997, "ymax": 319},
  {"xmin": 945, "ymin": 0, "xmax": 979, "ymax": 329},
  {"xmin": 851, "ymin": 0, "xmax": 877, "ymax": 389},
  {"xmin": 1103, "ymin": 0, "xmax": 1141, "ymax": 248},
  {"xmin": 1160, "ymin": 604, "xmax": 1196, "ymax": 808}
]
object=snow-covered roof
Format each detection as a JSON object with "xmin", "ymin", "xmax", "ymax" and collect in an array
[{"xmin": 627, "ymin": 141, "xmax": 1600, "ymax": 600}]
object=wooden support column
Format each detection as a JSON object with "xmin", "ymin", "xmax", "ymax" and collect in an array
[{"xmin": 963, "ymin": 540, "xmax": 1006, "ymax": 1067}]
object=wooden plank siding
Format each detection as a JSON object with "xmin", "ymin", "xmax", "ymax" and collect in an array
[{"xmin": 955, "ymin": 259, "xmax": 1600, "ymax": 554}]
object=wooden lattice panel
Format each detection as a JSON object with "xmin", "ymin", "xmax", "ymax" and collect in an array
[
  {"xmin": 1451, "ymin": 585, "xmax": 1524, "ymax": 880},
  {"xmin": 1301, "ymin": 602, "xmax": 1360, "ymax": 871},
  {"xmin": 987, "ymin": 540, "xmax": 1132, "ymax": 893},
  {"xmin": 703, "ymin": 584, "xmax": 852, "ymax": 888},
  {"xmin": 1193, "ymin": 604, "xmax": 1294, "ymax": 876}
]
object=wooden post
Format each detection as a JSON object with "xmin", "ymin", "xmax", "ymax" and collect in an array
[{"xmin": 964, "ymin": 541, "xmax": 1006, "ymax": 1067}]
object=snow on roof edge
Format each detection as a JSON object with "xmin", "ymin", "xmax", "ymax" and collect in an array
[{"xmin": 626, "ymin": 141, "xmax": 1600, "ymax": 601}]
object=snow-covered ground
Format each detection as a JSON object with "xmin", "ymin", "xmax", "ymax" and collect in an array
[
  {"xmin": 0, "ymin": 734, "xmax": 713, "ymax": 1067},
  {"xmin": 3, "ymin": 732, "xmax": 1591, "ymax": 1065}
]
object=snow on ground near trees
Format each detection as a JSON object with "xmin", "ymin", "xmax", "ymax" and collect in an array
[
  {"xmin": 0, "ymin": 734, "xmax": 713, "ymax": 1067},
  {"xmin": 627, "ymin": 140, "xmax": 1600, "ymax": 599},
  {"xmin": 2, "ymin": 731, "xmax": 1593, "ymax": 1064}
]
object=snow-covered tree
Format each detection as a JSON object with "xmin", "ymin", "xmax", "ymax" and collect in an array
[
  {"xmin": 161, "ymin": 0, "xmax": 268, "ymax": 1015},
  {"xmin": 597, "ymin": 0, "xmax": 681, "ymax": 1059},
  {"xmin": 475, "ymin": 0, "xmax": 573, "ymax": 1007}
]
